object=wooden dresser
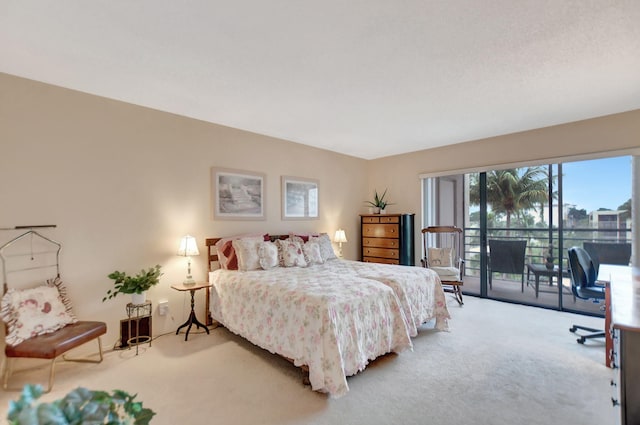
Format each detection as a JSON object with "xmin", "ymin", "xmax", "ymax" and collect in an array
[
  {"xmin": 608, "ymin": 266, "xmax": 640, "ymax": 425},
  {"xmin": 360, "ymin": 213, "xmax": 414, "ymax": 266}
]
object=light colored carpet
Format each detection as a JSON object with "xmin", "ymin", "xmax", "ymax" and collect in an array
[{"xmin": 0, "ymin": 296, "xmax": 613, "ymax": 425}]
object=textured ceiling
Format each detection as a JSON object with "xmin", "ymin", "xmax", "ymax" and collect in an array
[{"xmin": 2, "ymin": 1, "xmax": 639, "ymax": 159}]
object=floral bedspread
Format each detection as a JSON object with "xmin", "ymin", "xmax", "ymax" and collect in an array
[
  {"xmin": 328, "ymin": 261, "xmax": 451, "ymax": 335},
  {"xmin": 209, "ymin": 266, "xmax": 412, "ymax": 397}
]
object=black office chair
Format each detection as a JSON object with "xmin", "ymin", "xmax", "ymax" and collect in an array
[{"xmin": 567, "ymin": 247, "xmax": 605, "ymax": 344}]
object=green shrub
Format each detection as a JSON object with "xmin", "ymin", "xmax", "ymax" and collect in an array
[{"xmin": 7, "ymin": 384, "xmax": 156, "ymax": 425}]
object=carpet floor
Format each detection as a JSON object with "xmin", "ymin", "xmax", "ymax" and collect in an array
[{"xmin": 0, "ymin": 295, "xmax": 612, "ymax": 425}]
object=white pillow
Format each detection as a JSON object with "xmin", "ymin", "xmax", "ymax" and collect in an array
[
  {"xmin": 1, "ymin": 277, "xmax": 78, "ymax": 346},
  {"xmin": 216, "ymin": 234, "xmax": 264, "ymax": 270},
  {"xmin": 276, "ymin": 239, "xmax": 308, "ymax": 267},
  {"xmin": 303, "ymin": 241, "xmax": 324, "ymax": 265},
  {"xmin": 310, "ymin": 233, "xmax": 337, "ymax": 262},
  {"xmin": 428, "ymin": 248, "xmax": 453, "ymax": 267},
  {"xmin": 232, "ymin": 238, "xmax": 263, "ymax": 271},
  {"xmin": 258, "ymin": 241, "xmax": 279, "ymax": 270}
]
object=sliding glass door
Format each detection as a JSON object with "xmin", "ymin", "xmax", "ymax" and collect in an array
[{"xmin": 424, "ymin": 155, "xmax": 632, "ymax": 314}]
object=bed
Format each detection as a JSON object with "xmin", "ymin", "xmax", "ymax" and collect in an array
[{"xmin": 205, "ymin": 234, "xmax": 450, "ymax": 397}]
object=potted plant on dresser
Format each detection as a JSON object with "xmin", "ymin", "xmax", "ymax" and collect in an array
[
  {"xmin": 365, "ymin": 189, "xmax": 394, "ymax": 214},
  {"xmin": 103, "ymin": 265, "xmax": 163, "ymax": 305}
]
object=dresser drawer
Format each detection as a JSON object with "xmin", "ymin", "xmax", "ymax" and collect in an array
[
  {"xmin": 363, "ymin": 247, "xmax": 399, "ymax": 259},
  {"xmin": 363, "ymin": 237, "xmax": 399, "ymax": 249},
  {"xmin": 379, "ymin": 216, "xmax": 399, "ymax": 224},
  {"xmin": 362, "ymin": 223, "xmax": 399, "ymax": 238},
  {"xmin": 362, "ymin": 216, "xmax": 380, "ymax": 223},
  {"xmin": 363, "ymin": 256, "xmax": 400, "ymax": 265}
]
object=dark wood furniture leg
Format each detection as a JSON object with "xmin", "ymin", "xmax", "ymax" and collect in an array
[{"xmin": 176, "ymin": 289, "xmax": 210, "ymax": 341}]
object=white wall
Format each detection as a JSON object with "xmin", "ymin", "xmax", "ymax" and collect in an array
[
  {"xmin": 0, "ymin": 73, "xmax": 367, "ymax": 346},
  {"xmin": 3, "ymin": 71, "xmax": 640, "ymax": 350},
  {"xmin": 368, "ymin": 110, "xmax": 640, "ymax": 264}
]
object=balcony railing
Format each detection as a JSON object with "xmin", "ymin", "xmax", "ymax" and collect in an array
[{"xmin": 462, "ymin": 226, "xmax": 632, "ymax": 279}]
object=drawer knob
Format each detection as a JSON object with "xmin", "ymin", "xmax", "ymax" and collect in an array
[
  {"xmin": 610, "ymin": 379, "xmax": 617, "ymax": 387},
  {"xmin": 611, "ymin": 397, "xmax": 619, "ymax": 407}
]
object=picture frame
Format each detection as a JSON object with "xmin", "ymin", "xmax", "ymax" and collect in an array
[
  {"xmin": 281, "ymin": 176, "xmax": 319, "ymax": 220},
  {"xmin": 211, "ymin": 167, "xmax": 266, "ymax": 220}
]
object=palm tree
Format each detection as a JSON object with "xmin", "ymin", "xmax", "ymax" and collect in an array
[{"xmin": 469, "ymin": 167, "xmax": 550, "ymax": 232}]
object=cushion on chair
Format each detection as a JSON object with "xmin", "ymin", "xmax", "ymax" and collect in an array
[
  {"xmin": 428, "ymin": 248, "xmax": 453, "ymax": 267},
  {"xmin": 4, "ymin": 321, "xmax": 107, "ymax": 359},
  {"xmin": 431, "ymin": 266, "xmax": 460, "ymax": 281},
  {"xmin": 1, "ymin": 277, "xmax": 78, "ymax": 346}
]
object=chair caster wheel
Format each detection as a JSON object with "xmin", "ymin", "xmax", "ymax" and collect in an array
[
  {"xmin": 577, "ymin": 338, "xmax": 585, "ymax": 344},
  {"xmin": 569, "ymin": 327, "xmax": 577, "ymax": 333}
]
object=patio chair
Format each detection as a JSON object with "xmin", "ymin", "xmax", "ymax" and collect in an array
[
  {"xmin": 567, "ymin": 246, "xmax": 605, "ymax": 344},
  {"xmin": 583, "ymin": 242, "xmax": 631, "ymax": 271},
  {"xmin": 421, "ymin": 226, "xmax": 464, "ymax": 305},
  {"xmin": 488, "ymin": 239, "xmax": 527, "ymax": 292}
]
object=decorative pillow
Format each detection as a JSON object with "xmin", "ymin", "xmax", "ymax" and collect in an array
[
  {"xmin": 1, "ymin": 277, "xmax": 78, "ymax": 346},
  {"xmin": 276, "ymin": 239, "xmax": 308, "ymax": 267},
  {"xmin": 258, "ymin": 241, "xmax": 279, "ymax": 270},
  {"xmin": 303, "ymin": 241, "xmax": 324, "ymax": 265},
  {"xmin": 216, "ymin": 234, "xmax": 266, "ymax": 270},
  {"xmin": 428, "ymin": 248, "xmax": 453, "ymax": 267},
  {"xmin": 232, "ymin": 238, "xmax": 263, "ymax": 271},
  {"xmin": 288, "ymin": 233, "xmax": 319, "ymax": 243},
  {"xmin": 310, "ymin": 233, "xmax": 337, "ymax": 262},
  {"xmin": 288, "ymin": 235, "xmax": 306, "ymax": 244},
  {"xmin": 218, "ymin": 240, "xmax": 238, "ymax": 270}
]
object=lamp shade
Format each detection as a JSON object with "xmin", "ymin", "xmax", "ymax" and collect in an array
[
  {"xmin": 334, "ymin": 229, "xmax": 347, "ymax": 243},
  {"xmin": 177, "ymin": 235, "xmax": 200, "ymax": 257}
]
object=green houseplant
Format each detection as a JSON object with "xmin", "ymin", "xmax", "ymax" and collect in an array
[
  {"xmin": 7, "ymin": 384, "xmax": 156, "ymax": 425},
  {"xmin": 103, "ymin": 265, "xmax": 162, "ymax": 303},
  {"xmin": 365, "ymin": 189, "xmax": 393, "ymax": 213}
]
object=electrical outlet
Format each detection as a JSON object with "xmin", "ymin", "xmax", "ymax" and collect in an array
[{"xmin": 158, "ymin": 300, "xmax": 169, "ymax": 316}]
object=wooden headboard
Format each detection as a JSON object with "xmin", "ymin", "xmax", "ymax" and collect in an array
[
  {"xmin": 204, "ymin": 238, "xmax": 220, "ymax": 326},
  {"xmin": 205, "ymin": 238, "xmax": 222, "ymax": 273}
]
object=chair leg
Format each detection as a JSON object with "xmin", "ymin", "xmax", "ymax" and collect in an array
[
  {"xmin": 46, "ymin": 359, "xmax": 56, "ymax": 393},
  {"xmin": 454, "ymin": 286, "xmax": 464, "ymax": 306},
  {"xmin": 1, "ymin": 356, "xmax": 12, "ymax": 390},
  {"xmin": 62, "ymin": 336, "xmax": 104, "ymax": 364},
  {"xmin": 3, "ymin": 337, "xmax": 104, "ymax": 393},
  {"xmin": 570, "ymin": 325, "xmax": 605, "ymax": 344},
  {"xmin": 570, "ymin": 325, "xmax": 601, "ymax": 333}
]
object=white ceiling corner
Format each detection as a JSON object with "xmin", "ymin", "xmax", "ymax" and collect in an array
[{"xmin": 1, "ymin": 0, "xmax": 639, "ymax": 159}]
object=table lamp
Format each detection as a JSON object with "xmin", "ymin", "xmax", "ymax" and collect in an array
[
  {"xmin": 334, "ymin": 229, "xmax": 347, "ymax": 258},
  {"xmin": 177, "ymin": 235, "xmax": 199, "ymax": 285}
]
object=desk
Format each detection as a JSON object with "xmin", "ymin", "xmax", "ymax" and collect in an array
[
  {"xmin": 606, "ymin": 265, "xmax": 639, "ymax": 424},
  {"xmin": 171, "ymin": 282, "xmax": 211, "ymax": 341},
  {"xmin": 526, "ymin": 264, "xmax": 568, "ymax": 298}
]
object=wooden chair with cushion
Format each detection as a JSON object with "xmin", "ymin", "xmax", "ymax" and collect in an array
[
  {"xmin": 0, "ymin": 229, "xmax": 106, "ymax": 392},
  {"xmin": 421, "ymin": 226, "xmax": 464, "ymax": 305}
]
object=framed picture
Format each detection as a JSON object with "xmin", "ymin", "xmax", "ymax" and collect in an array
[
  {"xmin": 211, "ymin": 168, "xmax": 266, "ymax": 220},
  {"xmin": 281, "ymin": 176, "xmax": 319, "ymax": 220}
]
